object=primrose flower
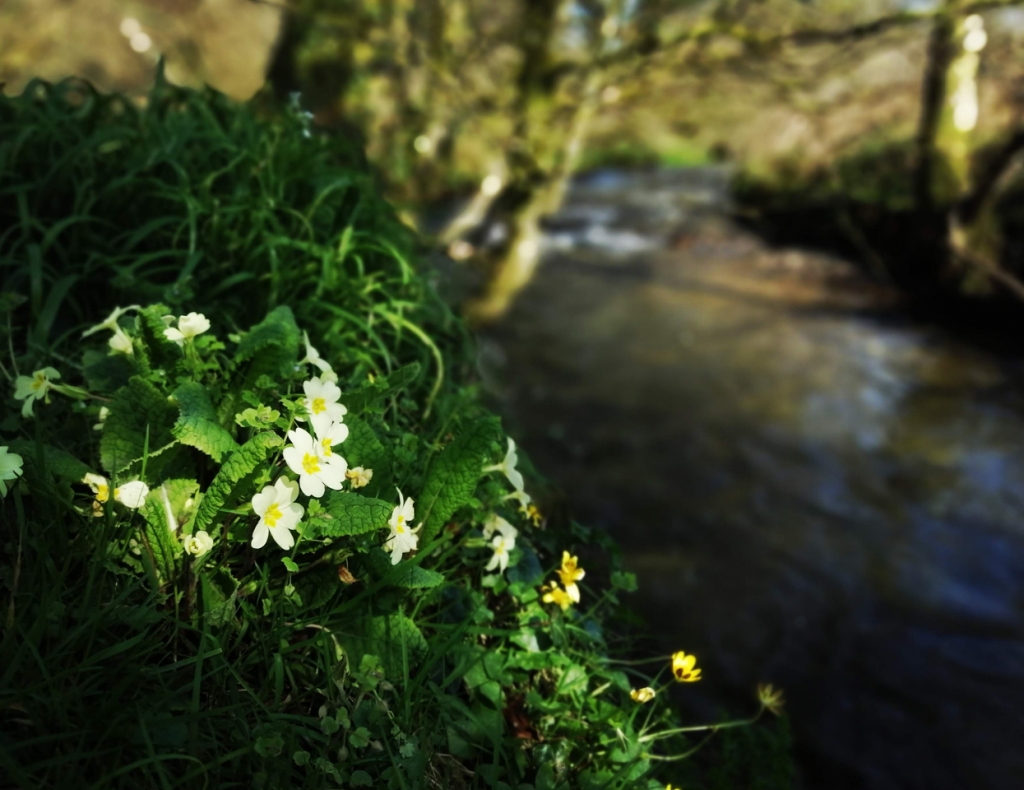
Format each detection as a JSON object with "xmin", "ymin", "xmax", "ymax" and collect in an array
[
  {"xmin": 14, "ymin": 367, "xmax": 61, "ymax": 418},
  {"xmin": 384, "ymin": 489, "xmax": 419, "ymax": 564},
  {"xmin": 313, "ymin": 418, "xmax": 349, "ymax": 460},
  {"xmin": 482, "ymin": 513, "xmax": 518, "ymax": 542},
  {"xmin": 81, "ymin": 305, "xmax": 140, "ymax": 338},
  {"xmin": 114, "ymin": 480, "xmax": 150, "ymax": 509},
  {"xmin": 82, "ymin": 305, "xmax": 139, "ymax": 355},
  {"xmin": 671, "ymin": 651, "xmax": 701, "ymax": 683},
  {"xmin": 485, "ymin": 530, "xmax": 516, "ymax": 573},
  {"xmin": 81, "ymin": 475, "xmax": 152, "ymax": 514},
  {"xmin": 297, "ymin": 376, "xmax": 348, "ymax": 432},
  {"xmin": 108, "ymin": 326, "xmax": 134, "ymax": 355},
  {"xmin": 542, "ymin": 583, "xmax": 574, "ymax": 611},
  {"xmin": 504, "ymin": 487, "xmax": 534, "ymax": 514},
  {"xmin": 557, "ymin": 551, "xmax": 585, "ymax": 603},
  {"xmin": 346, "ymin": 466, "xmax": 373, "ymax": 489},
  {"xmin": 630, "ymin": 687, "xmax": 656, "ymax": 704},
  {"xmin": 300, "ymin": 330, "xmax": 333, "ymax": 374},
  {"xmin": 163, "ymin": 312, "xmax": 210, "ymax": 345},
  {"xmin": 184, "ymin": 530, "xmax": 214, "ymax": 557},
  {"xmin": 757, "ymin": 683, "xmax": 785, "ymax": 716},
  {"xmin": 484, "ymin": 437, "xmax": 525, "ymax": 494},
  {"xmin": 83, "ymin": 473, "xmax": 111, "ymax": 511},
  {"xmin": 0, "ymin": 447, "xmax": 24, "ymax": 497},
  {"xmin": 251, "ymin": 477, "xmax": 305, "ymax": 550},
  {"xmin": 283, "ymin": 427, "xmax": 346, "ymax": 498}
]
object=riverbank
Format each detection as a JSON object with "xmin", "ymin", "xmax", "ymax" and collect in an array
[{"xmin": 481, "ymin": 168, "xmax": 1024, "ymax": 789}]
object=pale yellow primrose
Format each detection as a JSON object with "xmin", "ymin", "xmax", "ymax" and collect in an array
[
  {"xmin": 385, "ymin": 489, "xmax": 419, "ymax": 564},
  {"xmin": 163, "ymin": 312, "xmax": 210, "ymax": 346},
  {"xmin": 283, "ymin": 427, "xmax": 346, "ymax": 498},
  {"xmin": 251, "ymin": 477, "xmax": 304, "ymax": 550}
]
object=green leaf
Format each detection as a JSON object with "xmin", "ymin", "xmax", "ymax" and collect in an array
[
  {"xmin": 367, "ymin": 613, "xmax": 427, "ymax": 676},
  {"xmin": 136, "ymin": 304, "xmax": 181, "ymax": 368},
  {"xmin": 281, "ymin": 556, "xmax": 299, "ymax": 573},
  {"xmin": 363, "ymin": 548, "xmax": 444, "ymax": 589},
  {"xmin": 349, "ymin": 727, "xmax": 371, "ymax": 750},
  {"xmin": 141, "ymin": 478, "xmax": 200, "ymax": 532},
  {"xmin": 192, "ymin": 432, "xmax": 283, "ymax": 534},
  {"xmin": 100, "ymin": 376, "xmax": 178, "ymax": 473},
  {"xmin": 343, "ymin": 363, "xmax": 420, "ymax": 412},
  {"xmin": 339, "ymin": 415, "xmax": 392, "ymax": 497},
  {"xmin": 235, "ymin": 305, "xmax": 300, "ymax": 379},
  {"xmin": 171, "ymin": 381, "xmax": 238, "ymax": 462},
  {"xmin": 6, "ymin": 440, "xmax": 90, "ymax": 482},
  {"xmin": 418, "ymin": 417, "xmax": 501, "ymax": 544},
  {"xmin": 350, "ymin": 770, "xmax": 373, "ymax": 786},
  {"xmin": 313, "ymin": 491, "xmax": 392, "ymax": 538},
  {"xmin": 82, "ymin": 349, "xmax": 134, "ymax": 392},
  {"xmin": 200, "ymin": 568, "xmax": 239, "ymax": 627},
  {"xmin": 140, "ymin": 479, "xmax": 198, "ymax": 582}
]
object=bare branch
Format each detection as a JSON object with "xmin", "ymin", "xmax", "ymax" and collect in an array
[{"xmin": 958, "ymin": 130, "xmax": 1024, "ymax": 223}]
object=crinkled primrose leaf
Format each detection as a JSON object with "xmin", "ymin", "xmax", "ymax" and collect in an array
[
  {"xmin": 362, "ymin": 547, "xmax": 444, "ymax": 589},
  {"xmin": 338, "ymin": 415, "xmax": 391, "ymax": 496},
  {"xmin": 172, "ymin": 381, "xmax": 238, "ymax": 462},
  {"xmin": 192, "ymin": 432, "xmax": 283, "ymax": 534},
  {"xmin": 100, "ymin": 376, "xmax": 178, "ymax": 473},
  {"xmin": 312, "ymin": 490, "xmax": 392, "ymax": 538},
  {"xmin": 342, "ymin": 362, "xmax": 421, "ymax": 413},
  {"xmin": 235, "ymin": 305, "xmax": 301, "ymax": 380},
  {"xmin": 418, "ymin": 416, "xmax": 502, "ymax": 544}
]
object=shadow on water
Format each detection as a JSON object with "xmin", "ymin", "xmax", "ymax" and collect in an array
[{"xmin": 479, "ymin": 167, "xmax": 1024, "ymax": 790}]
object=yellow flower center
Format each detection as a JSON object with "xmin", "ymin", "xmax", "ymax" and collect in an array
[
  {"xmin": 95, "ymin": 484, "xmax": 109, "ymax": 504},
  {"xmin": 302, "ymin": 453, "xmax": 321, "ymax": 474},
  {"xmin": 321, "ymin": 438, "xmax": 333, "ymax": 456},
  {"xmin": 31, "ymin": 374, "xmax": 47, "ymax": 392},
  {"xmin": 311, "ymin": 397, "xmax": 327, "ymax": 414},
  {"xmin": 264, "ymin": 503, "xmax": 283, "ymax": 528},
  {"xmin": 395, "ymin": 515, "xmax": 406, "ymax": 532}
]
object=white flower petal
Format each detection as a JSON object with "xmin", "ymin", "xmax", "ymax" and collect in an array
[
  {"xmin": 300, "ymin": 473, "xmax": 326, "ymax": 499},
  {"xmin": 274, "ymin": 476, "xmax": 301, "ymax": 507},
  {"xmin": 269, "ymin": 525, "xmax": 296, "ymax": 550},
  {"xmin": 115, "ymin": 480, "xmax": 150, "ymax": 509},
  {"xmin": 251, "ymin": 486, "xmax": 277, "ymax": 517},
  {"xmin": 251, "ymin": 522, "xmax": 270, "ymax": 549}
]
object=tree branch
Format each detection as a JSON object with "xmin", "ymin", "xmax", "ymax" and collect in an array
[{"xmin": 957, "ymin": 130, "xmax": 1024, "ymax": 223}]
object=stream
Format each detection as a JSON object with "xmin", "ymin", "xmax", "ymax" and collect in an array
[{"xmin": 478, "ymin": 168, "xmax": 1024, "ymax": 790}]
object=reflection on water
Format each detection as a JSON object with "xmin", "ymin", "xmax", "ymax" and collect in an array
[{"xmin": 481, "ymin": 168, "xmax": 1024, "ymax": 790}]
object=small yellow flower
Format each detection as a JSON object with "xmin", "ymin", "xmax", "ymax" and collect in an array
[
  {"xmin": 757, "ymin": 683, "xmax": 785, "ymax": 716},
  {"xmin": 526, "ymin": 503, "xmax": 543, "ymax": 526},
  {"xmin": 557, "ymin": 551, "xmax": 585, "ymax": 603},
  {"xmin": 630, "ymin": 687, "xmax": 656, "ymax": 703},
  {"xmin": 542, "ymin": 583, "xmax": 573, "ymax": 611},
  {"xmin": 671, "ymin": 651, "xmax": 701, "ymax": 683}
]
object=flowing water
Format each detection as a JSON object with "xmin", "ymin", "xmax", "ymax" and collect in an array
[{"xmin": 478, "ymin": 168, "xmax": 1024, "ymax": 790}]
